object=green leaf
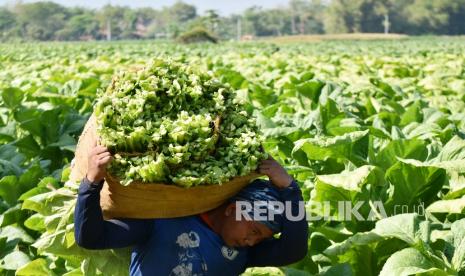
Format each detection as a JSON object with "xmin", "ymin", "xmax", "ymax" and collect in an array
[
  {"xmin": 24, "ymin": 213, "xmax": 46, "ymax": 231},
  {"xmin": 0, "ymin": 204, "xmax": 26, "ymax": 227},
  {"xmin": 296, "ymin": 80, "xmax": 325, "ymax": 102},
  {"xmin": 316, "ymin": 165, "xmax": 384, "ymax": 193},
  {"xmin": 310, "ymin": 165, "xmax": 385, "ymax": 220},
  {"xmin": 19, "ymin": 118, "xmax": 44, "ymax": 141},
  {"xmin": 62, "ymin": 268, "xmax": 83, "ymax": 276},
  {"xmin": 254, "ymin": 111, "xmax": 276, "ymax": 129},
  {"xmin": 324, "ymin": 232, "xmax": 383, "ymax": 256},
  {"xmin": 40, "ymin": 109, "xmax": 61, "ymax": 145},
  {"xmin": 400, "ymin": 101, "xmax": 423, "ymax": 127},
  {"xmin": 21, "ymin": 192, "xmax": 50, "ymax": 214},
  {"xmin": 426, "ymin": 196, "xmax": 465, "ymax": 214},
  {"xmin": 243, "ymin": 267, "xmax": 285, "ymax": 276},
  {"xmin": 428, "ymin": 135, "xmax": 465, "ymax": 173},
  {"xmin": 1, "ymin": 87, "xmax": 24, "ymax": 109},
  {"xmin": 326, "ymin": 117, "xmax": 362, "ymax": 136},
  {"xmin": 337, "ymin": 245, "xmax": 376, "ymax": 276},
  {"xmin": 0, "ymin": 144, "xmax": 25, "ymax": 166},
  {"xmin": 293, "ymin": 130, "xmax": 369, "ymax": 165},
  {"xmin": 0, "ymin": 121, "xmax": 16, "ymax": 143},
  {"xmin": 0, "ymin": 225, "xmax": 34, "ymax": 244},
  {"xmin": 78, "ymin": 78, "xmax": 101, "ymax": 97},
  {"xmin": 451, "ymin": 219, "xmax": 465, "ymax": 272},
  {"xmin": 0, "ymin": 250, "xmax": 31, "ymax": 271},
  {"xmin": 0, "ymin": 176, "xmax": 19, "ymax": 205},
  {"xmin": 374, "ymin": 139, "xmax": 428, "ymax": 170},
  {"xmin": 320, "ymin": 263, "xmax": 353, "ymax": 276},
  {"xmin": 16, "ymin": 258, "xmax": 55, "ymax": 276},
  {"xmin": 14, "ymin": 135, "xmax": 42, "ymax": 158},
  {"xmin": 18, "ymin": 163, "xmax": 44, "ymax": 196},
  {"xmin": 379, "ymin": 248, "xmax": 448, "ymax": 276},
  {"xmin": 385, "ymin": 159, "xmax": 446, "ymax": 212},
  {"xmin": 373, "ymin": 213, "xmax": 425, "ymax": 246}
]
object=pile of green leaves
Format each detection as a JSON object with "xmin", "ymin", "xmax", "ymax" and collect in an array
[{"xmin": 94, "ymin": 59, "xmax": 266, "ymax": 187}]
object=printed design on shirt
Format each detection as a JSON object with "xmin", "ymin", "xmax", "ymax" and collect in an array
[
  {"xmin": 169, "ymin": 231, "xmax": 208, "ymax": 276},
  {"xmin": 221, "ymin": 246, "xmax": 239, "ymax": 261}
]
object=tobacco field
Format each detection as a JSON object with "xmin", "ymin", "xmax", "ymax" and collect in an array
[{"xmin": 0, "ymin": 38, "xmax": 465, "ymax": 275}]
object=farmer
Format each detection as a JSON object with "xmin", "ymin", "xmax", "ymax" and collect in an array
[{"xmin": 74, "ymin": 144, "xmax": 308, "ymax": 276}]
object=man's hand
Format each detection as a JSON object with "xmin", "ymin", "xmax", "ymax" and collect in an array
[
  {"xmin": 257, "ymin": 155, "xmax": 293, "ymax": 189},
  {"xmin": 86, "ymin": 140, "xmax": 113, "ymax": 183}
]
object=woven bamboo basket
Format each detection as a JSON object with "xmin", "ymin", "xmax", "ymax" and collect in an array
[{"xmin": 69, "ymin": 114, "xmax": 260, "ymax": 219}]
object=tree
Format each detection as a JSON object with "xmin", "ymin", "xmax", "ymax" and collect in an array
[
  {"xmin": 169, "ymin": 1, "xmax": 196, "ymax": 23},
  {"xmin": 97, "ymin": 5, "xmax": 139, "ymax": 40},
  {"xmin": 14, "ymin": 1, "xmax": 68, "ymax": 40},
  {"xmin": 243, "ymin": 6, "xmax": 278, "ymax": 36},
  {"xmin": 323, "ymin": 0, "xmax": 351, "ymax": 33},
  {"xmin": 56, "ymin": 12, "xmax": 99, "ymax": 40},
  {"xmin": 0, "ymin": 8, "xmax": 17, "ymax": 41},
  {"xmin": 204, "ymin": 9, "xmax": 220, "ymax": 33}
]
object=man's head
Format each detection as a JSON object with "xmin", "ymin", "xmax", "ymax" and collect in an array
[{"xmin": 211, "ymin": 180, "xmax": 284, "ymax": 248}]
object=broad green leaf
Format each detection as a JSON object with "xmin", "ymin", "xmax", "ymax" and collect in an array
[
  {"xmin": 62, "ymin": 268, "xmax": 83, "ymax": 276},
  {"xmin": 426, "ymin": 196, "xmax": 465, "ymax": 214},
  {"xmin": 374, "ymin": 139, "xmax": 428, "ymax": 170},
  {"xmin": 400, "ymin": 100, "xmax": 423, "ymax": 127},
  {"xmin": 0, "ymin": 204, "xmax": 26, "ymax": 227},
  {"xmin": 78, "ymin": 78, "xmax": 101, "ymax": 97},
  {"xmin": 14, "ymin": 134, "xmax": 42, "ymax": 158},
  {"xmin": 403, "ymin": 122, "xmax": 442, "ymax": 140},
  {"xmin": 243, "ymin": 267, "xmax": 285, "ymax": 276},
  {"xmin": 315, "ymin": 165, "xmax": 383, "ymax": 193},
  {"xmin": 24, "ymin": 213, "xmax": 46, "ymax": 231},
  {"xmin": 0, "ymin": 175, "xmax": 19, "ymax": 205},
  {"xmin": 385, "ymin": 159, "xmax": 446, "ymax": 211},
  {"xmin": 324, "ymin": 232, "xmax": 382, "ymax": 256},
  {"xmin": 319, "ymin": 263, "xmax": 353, "ymax": 276},
  {"xmin": 254, "ymin": 111, "xmax": 276, "ymax": 129},
  {"xmin": 0, "ymin": 225, "xmax": 34, "ymax": 244},
  {"xmin": 0, "ymin": 250, "xmax": 31, "ymax": 270},
  {"xmin": 428, "ymin": 135, "xmax": 465, "ymax": 173},
  {"xmin": 1, "ymin": 87, "xmax": 24, "ymax": 109},
  {"xmin": 373, "ymin": 213, "xmax": 426, "ymax": 246},
  {"xmin": 16, "ymin": 258, "xmax": 55, "ymax": 276},
  {"xmin": 326, "ymin": 117, "xmax": 362, "ymax": 136},
  {"xmin": 337, "ymin": 245, "xmax": 376, "ymax": 276},
  {"xmin": 22, "ymin": 192, "xmax": 50, "ymax": 214},
  {"xmin": 296, "ymin": 80, "xmax": 325, "ymax": 102},
  {"xmin": 451, "ymin": 219, "xmax": 465, "ymax": 272},
  {"xmin": 379, "ymin": 248, "xmax": 448, "ymax": 276},
  {"xmin": 0, "ymin": 144, "xmax": 25, "ymax": 166},
  {"xmin": 262, "ymin": 127, "xmax": 301, "ymax": 138},
  {"xmin": 18, "ymin": 163, "xmax": 44, "ymax": 195},
  {"xmin": 40, "ymin": 108, "xmax": 61, "ymax": 145},
  {"xmin": 293, "ymin": 130, "xmax": 369, "ymax": 165},
  {"xmin": 310, "ymin": 165, "xmax": 385, "ymax": 220}
]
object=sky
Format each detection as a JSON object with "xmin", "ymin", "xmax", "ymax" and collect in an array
[{"xmin": 3, "ymin": 0, "xmax": 289, "ymax": 16}]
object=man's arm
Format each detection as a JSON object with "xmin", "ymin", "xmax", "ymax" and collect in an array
[
  {"xmin": 74, "ymin": 176, "xmax": 153, "ymax": 250},
  {"xmin": 245, "ymin": 179, "xmax": 308, "ymax": 267},
  {"xmin": 74, "ymin": 140, "xmax": 152, "ymax": 250}
]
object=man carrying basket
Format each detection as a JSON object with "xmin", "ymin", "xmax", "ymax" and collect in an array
[{"xmin": 74, "ymin": 143, "xmax": 308, "ymax": 276}]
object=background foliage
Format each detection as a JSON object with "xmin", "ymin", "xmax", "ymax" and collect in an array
[
  {"xmin": 0, "ymin": 37, "xmax": 465, "ymax": 275},
  {"xmin": 1, "ymin": 0, "xmax": 465, "ymax": 42}
]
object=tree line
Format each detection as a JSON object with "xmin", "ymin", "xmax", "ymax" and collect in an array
[{"xmin": 1, "ymin": 0, "xmax": 464, "ymax": 42}]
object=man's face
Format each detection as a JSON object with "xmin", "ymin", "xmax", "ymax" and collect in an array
[{"xmin": 219, "ymin": 203, "xmax": 274, "ymax": 248}]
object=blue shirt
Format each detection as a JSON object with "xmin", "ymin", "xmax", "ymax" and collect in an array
[
  {"xmin": 130, "ymin": 216, "xmax": 247, "ymax": 275},
  {"xmin": 74, "ymin": 178, "xmax": 308, "ymax": 276}
]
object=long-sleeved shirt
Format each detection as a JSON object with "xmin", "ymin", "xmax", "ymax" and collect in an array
[{"xmin": 74, "ymin": 177, "xmax": 308, "ymax": 276}]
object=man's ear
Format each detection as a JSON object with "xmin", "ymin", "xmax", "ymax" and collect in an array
[{"xmin": 225, "ymin": 202, "xmax": 236, "ymax": 217}]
